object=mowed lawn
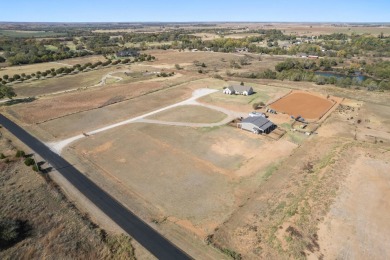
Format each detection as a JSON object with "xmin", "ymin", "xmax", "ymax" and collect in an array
[
  {"xmin": 198, "ymin": 82, "xmax": 290, "ymax": 112},
  {"xmin": 147, "ymin": 105, "xmax": 227, "ymax": 123}
]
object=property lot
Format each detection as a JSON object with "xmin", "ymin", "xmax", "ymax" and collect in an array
[
  {"xmin": 5, "ymin": 80, "xmax": 163, "ymax": 124},
  {"xmin": 198, "ymin": 82, "xmax": 290, "ymax": 113},
  {"xmin": 269, "ymin": 91, "xmax": 335, "ymax": 120},
  {"xmin": 68, "ymin": 123, "xmax": 297, "ymax": 237}
]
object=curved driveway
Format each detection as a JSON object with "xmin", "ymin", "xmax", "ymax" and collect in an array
[
  {"xmin": 47, "ymin": 88, "xmax": 244, "ymax": 154},
  {"xmin": 0, "ymin": 114, "xmax": 191, "ymax": 260}
]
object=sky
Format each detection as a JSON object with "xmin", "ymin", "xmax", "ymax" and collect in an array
[{"xmin": 1, "ymin": 0, "xmax": 389, "ymax": 23}]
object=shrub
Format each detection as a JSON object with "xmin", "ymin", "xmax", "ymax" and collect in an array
[
  {"xmin": 15, "ymin": 150, "xmax": 25, "ymax": 158},
  {"xmin": 0, "ymin": 219, "xmax": 23, "ymax": 249},
  {"xmin": 0, "ymin": 153, "xmax": 5, "ymax": 159},
  {"xmin": 32, "ymin": 165, "xmax": 39, "ymax": 172},
  {"xmin": 24, "ymin": 157, "xmax": 35, "ymax": 166}
]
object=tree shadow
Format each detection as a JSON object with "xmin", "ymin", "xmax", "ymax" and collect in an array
[
  {"xmin": 3, "ymin": 97, "xmax": 36, "ymax": 106},
  {"xmin": 0, "ymin": 219, "xmax": 32, "ymax": 250}
]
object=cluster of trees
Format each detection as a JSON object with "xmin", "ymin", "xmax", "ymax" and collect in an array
[
  {"xmin": 0, "ymin": 38, "xmax": 90, "ymax": 65},
  {"xmin": 0, "ymin": 84, "xmax": 16, "ymax": 99},
  {"xmin": 1, "ymin": 53, "xmax": 155, "ymax": 87},
  {"xmin": 364, "ymin": 60, "xmax": 390, "ymax": 80},
  {"xmin": 275, "ymin": 58, "xmax": 338, "ymax": 72},
  {"xmin": 232, "ymin": 58, "xmax": 389, "ymax": 91}
]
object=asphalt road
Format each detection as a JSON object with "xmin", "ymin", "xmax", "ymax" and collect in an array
[{"xmin": 0, "ymin": 114, "xmax": 192, "ymax": 260}]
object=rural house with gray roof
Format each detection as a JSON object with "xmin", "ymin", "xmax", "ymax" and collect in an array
[
  {"xmin": 237, "ymin": 116, "xmax": 275, "ymax": 134},
  {"xmin": 223, "ymin": 85, "xmax": 254, "ymax": 96}
]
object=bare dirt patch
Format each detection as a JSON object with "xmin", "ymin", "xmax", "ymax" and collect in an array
[
  {"xmin": 316, "ymin": 150, "xmax": 390, "ymax": 259},
  {"xmin": 269, "ymin": 91, "xmax": 335, "ymax": 120}
]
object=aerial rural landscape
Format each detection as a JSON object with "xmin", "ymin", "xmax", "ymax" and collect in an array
[{"xmin": 0, "ymin": 1, "xmax": 389, "ymax": 259}]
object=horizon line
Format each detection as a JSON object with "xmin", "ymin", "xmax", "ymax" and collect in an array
[{"xmin": 0, "ymin": 21, "xmax": 389, "ymax": 24}]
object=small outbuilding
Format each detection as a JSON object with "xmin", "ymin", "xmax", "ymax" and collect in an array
[
  {"xmin": 237, "ymin": 116, "xmax": 275, "ymax": 134},
  {"xmin": 223, "ymin": 85, "xmax": 254, "ymax": 96},
  {"xmin": 116, "ymin": 49, "xmax": 139, "ymax": 57}
]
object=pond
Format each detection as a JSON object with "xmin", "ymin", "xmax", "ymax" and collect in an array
[{"xmin": 315, "ymin": 71, "xmax": 368, "ymax": 82}]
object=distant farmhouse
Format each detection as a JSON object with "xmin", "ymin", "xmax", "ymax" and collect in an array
[
  {"xmin": 223, "ymin": 85, "xmax": 254, "ymax": 96},
  {"xmin": 116, "ymin": 49, "xmax": 140, "ymax": 57},
  {"xmin": 237, "ymin": 116, "xmax": 275, "ymax": 134}
]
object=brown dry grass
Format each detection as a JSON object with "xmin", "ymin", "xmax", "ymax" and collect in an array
[
  {"xmin": 68, "ymin": 122, "xmax": 296, "ymax": 239},
  {"xmin": 0, "ymin": 55, "xmax": 107, "ymax": 78},
  {"xmin": 0, "ymin": 129, "xmax": 135, "ymax": 260},
  {"xmin": 12, "ymin": 66, "xmax": 126, "ymax": 97},
  {"xmin": 5, "ymin": 77, "xmax": 167, "ymax": 124}
]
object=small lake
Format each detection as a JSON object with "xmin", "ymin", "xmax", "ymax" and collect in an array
[{"xmin": 315, "ymin": 71, "xmax": 368, "ymax": 82}]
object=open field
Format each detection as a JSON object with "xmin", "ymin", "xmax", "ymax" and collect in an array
[
  {"xmin": 269, "ymin": 91, "xmax": 335, "ymax": 120},
  {"xmin": 147, "ymin": 105, "xmax": 227, "ymax": 123},
  {"xmin": 6, "ymin": 78, "xmax": 223, "ymax": 140},
  {"xmin": 0, "ymin": 55, "xmax": 107, "ymax": 78},
  {"xmin": 273, "ymin": 24, "xmax": 390, "ymax": 36},
  {"xmin": 0, "ymin": 29, "xmax": 66, "ymax": 38},
  {"xmin": 5, "ymin": 77, "xmax": 166, "ymax": 124},
  {"xmin": 66, "ymin": 123, "xmax": 297, "ymax": 239},
  {"xmin": 0, "ymin": 62, "xmax": 64, "ymax": 79},
  {"xmin": 2, "ymin": 43, "xmax": 390, "ymax": 259},
  {"xmin": 317, "ymin": 148, "xmax": 390, "ymax": 259},
  {"xmin": 10, "ymin": 66, "xmax": 128, "ymax": 97},
  {"xmin": 146, "ymin": 49, "xmax": 285, "ymax": 73}
]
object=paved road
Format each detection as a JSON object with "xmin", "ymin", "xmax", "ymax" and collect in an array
[{"xmin": 0, "ymin": 114, "xmax": 192, "ymax": 260}]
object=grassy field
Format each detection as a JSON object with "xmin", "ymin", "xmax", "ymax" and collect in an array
[
  {"xmin": 28, "ymin": 78, "xmax": 223, "ymax": 140},
  {"xmin": 0, "ymin": 129, "xmax": 135, "ymax": 259},
  {"xmin": 68, "ymin": 122, "xmax": 296, "ymax": 239},
  {"xmin": 147, "ymin": 105, "xmax": 227, "ymax": 123},
  {"xmin": 0, "ymin": 55, "xmax": 107, "ymax": 78},
  {"xmin": 0, "ymin": 62, "xmax": 64, "ymax": 79},
  {"xmin": 10, "ymin": 65, "xmax": 125, "ymax": 97},
  {"xmin": 198, "ymin": 81, "xmax": 290, "ymax": 112}
]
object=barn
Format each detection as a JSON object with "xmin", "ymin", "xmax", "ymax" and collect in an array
[
  {"xmin": 223, "ymin": 85, "xmax": 253, "ymax": 96},
  {"xmin": 237, "ymin": 116, "xmax": 275, "ymax": 134}
]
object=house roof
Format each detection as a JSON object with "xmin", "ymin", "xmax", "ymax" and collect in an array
[
  {"xmin": 230, "ymin": 85, "xmax": 253, "ymax": 93},
  {"xmin": 242, "ymin": 116, "xmax": 274, "ymax": 130},
  {"xmin": 225, "ymin": 86, "xmax": 235, "ymax": 92}
]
